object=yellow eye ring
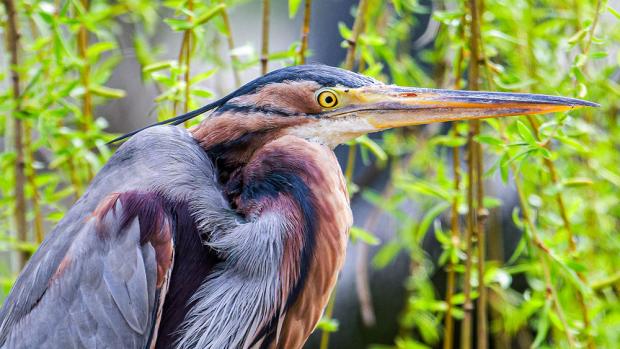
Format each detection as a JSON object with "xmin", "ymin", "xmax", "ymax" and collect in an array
[{"xmin": 316, "ymin": 89, "xmax": 339, "ymax": 108}]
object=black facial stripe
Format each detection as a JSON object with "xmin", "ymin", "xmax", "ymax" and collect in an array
[{"xmin": 215, "ymin": 103, "xmax": 297, "ymax": 117}]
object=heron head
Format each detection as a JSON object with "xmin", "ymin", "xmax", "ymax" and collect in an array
[
  {"xmin": 193, "ymin": 64, "xmax": 596, "ymax": 148},
  {"xmin": 112, "ymin": 64, "xmax": 597, "ymax": 165}
]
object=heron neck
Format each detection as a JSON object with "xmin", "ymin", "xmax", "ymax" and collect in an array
[
  {"xmin": 190, "ymin": 112, "xmax": 311, "ymax": 184},
  {"xmin": 175, "ymin": 135, "xmax": 350, "ymax": 348}
]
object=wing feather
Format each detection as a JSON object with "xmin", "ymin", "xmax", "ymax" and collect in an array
[{"xmin": 1, "ymin": 194, "xmax": 173, "ymax": 348}]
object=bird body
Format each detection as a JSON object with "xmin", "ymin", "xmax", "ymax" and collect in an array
[{"xmin": 0, "ymin": 65, "xmax": 595, "ymax": 348}]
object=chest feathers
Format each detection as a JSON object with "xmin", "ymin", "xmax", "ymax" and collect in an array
[{"xmin": 176, "ymin": 135, "xmax": 351, "ymax": 349}]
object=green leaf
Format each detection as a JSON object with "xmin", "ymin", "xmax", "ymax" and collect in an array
[
  {"xmin": 416, "ymin": 202, "xmax": 450, "ymax": 242},
  {"xmin": 483, "ymin": 196, "xmax": 503, "ymax": 208},
  {"xmin": 191, "ymin": 89, "xmax": 214, "ymax": 98},
  {"xmin": 516, "ymin": 121, "xmax": 537, "ymax": 144},
  {"xmin": 391, "ymin": 0, "xmax": 402, "ymax": 15},
  {"xmin": 194, "ymin": 4, "xmax": 226, "ymax": 27},
  {"xmin": 350, "ymin": 226, "xmax": 381, "ymax": 245},
  {"xmin": 143, "ymin": 61, "xmax": 176, "ymax": 73},
  {"xmin": 475, "ymin": 134, "xmax": 504, "ymax": 147},
  {"xmin": 567, "ymin": 28, "xmax": 588, "ymax": 46},
  {"xmin": 400, "ymin": 180, "xmax": 452, "ymax": 201},
  {"xmin": 338, "ymin": 22, "xmax": 352, "ymax": 40},
  {"xmin": 356, "ymin": 135, "xmax": 387, "ymax": 163},
  {"xmin": 89, "ymin": 85, "xmax": 126, "ymax": 99},
  {"xmin": 431, "ymin": 135, "xmax": 467, "ymax": 147},
  {"xmin": 373, "ymin": 241, "xmax": 401, "ymax": 268},
  {"xmin": 590, "ymin": 51, "xmax": 608, "ymax": 59},
  {"xmin": 86, "ymin": 41, "xmax": 117, "ymax": 60},
  {"xmin": 288, "ymin": 0, "xmax": 303, "ymax": 18},
  {"xmin": 190, "ymin": 68, "xmax": 217, "ymax": 84},
  {"xmin": 164, "ymin": 18, "xmax": 193, "ymax": 31},
  {"xmin": 316, "ymin": 316, "xmax": 339, "ymax": 332},
  {"xmin": 562, "ymin": 177, "xmax": 593, "ymax": 187},
  {"xmin": 608, "ymin": 6, "xmax": 620, "ymax": 19},
  {"xmin": 531, "ymin": 299, "xmax": 552, "ymax": 348}
]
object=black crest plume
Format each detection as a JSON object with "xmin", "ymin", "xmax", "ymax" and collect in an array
[{"xmin": 107, "ymin": 99, "xmax": 226, "ymax": 144}]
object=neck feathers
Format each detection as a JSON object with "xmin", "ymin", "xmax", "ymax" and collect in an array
[
  {"xmin": 177, "ymin": 135, "xmax": 350, "ymax": 349},
  {"xmin": 190, "ymin": 111, "xmax": 310, "ymax": 183}
]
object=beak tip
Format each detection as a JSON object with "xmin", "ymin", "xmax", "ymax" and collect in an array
[{"xmin": 571, "ymin": 99, "xmax": 599, "ymax": 108}]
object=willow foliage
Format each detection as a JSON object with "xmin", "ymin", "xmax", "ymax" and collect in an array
[{"xmin": 1, "ymin": 0, "xmax": 619, "ymax": 348}]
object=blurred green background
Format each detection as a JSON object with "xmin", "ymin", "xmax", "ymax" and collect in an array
[{"xmin": 1, "ymin": 0, "xmax": 619, "ymax": 348}]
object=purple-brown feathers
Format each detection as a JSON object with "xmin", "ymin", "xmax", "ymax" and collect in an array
[
  {"xmin": 93, "ymin": 192, "xmax": 173, "ymax": 287},
  {"xmin": 221, "ymin": 135, "xmax": 351, "ymax": 348}
]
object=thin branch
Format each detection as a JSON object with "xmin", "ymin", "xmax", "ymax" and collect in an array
[
  {"xmin": 592, "ymin": 271, "xmax": 620, "ymax": 292},
  {"xmin": 297, "ymin": 0, "xmax": 311, "ymax": 64},
  {"xmin": 319, "ymin": 289, "xmax": 338, "ymax": 349},
  {"xmin": 356, "ymin": 183, "xmax": 398, "ymax": 327},
  {"xmin": 526, "ymin": 116, "xmax": 594, "ymax": 348},
  {"xmin": 513, "ymin": 174, "xmax": 576, "ymax": 348},
  {"xmin": 260, "ymin": 0, "xmax": 270, "ymax": 74},
  {"xmin": 582, "ymin": 0, "xmax": 602, "ymax": 57},
  {"xmin": 495, "ymin": 122, "xmax": 576, "ymax": 348},
  {"xmin": 2, "ymin": 0, "xmax": 30, "ymax": 268}
]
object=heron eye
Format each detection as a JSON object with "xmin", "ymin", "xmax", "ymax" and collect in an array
[{"xmin": 317, "ymin": 90, "xmax": 339, "ymax": 108}]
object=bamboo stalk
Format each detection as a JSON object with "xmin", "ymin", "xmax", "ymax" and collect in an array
[
  {"xmin": 76, "ymin": 0, "xmax": 95, "ymax": 182},
  {"xmin": 468, "ymin": 1, "xmax": 488, "ymax": 348},
  {"xmin": 78, "ymin": 0, "xmax": 92, "ymax": 130},
  {"xmin": 341, "ymin": 0, "xmax": 369, "ymax": 192},
  {"xmin": 461, "ymin": 0, "xmax": 485, "ymax": 347},
  {"xmin": 461, "ymin": 123, "xmax": 476, "ymax": 349},
  {"xmin": 297, "ymin": 0, "xmax": 312, "ymax": 64},
  {"xmin": 443, "ymin": 130, "xmax": 461, "ymax": 349},
  {"xmin": 443, "ymin": 30, "xmax": 465, "ymax": 349},
  {"xmin": 2, "ymin": 0, "xmax": 30, "ymax": 268},
  {"xmin": 174, "ymin": 0, "xmax": 194, "ymax": 120},
  {"xmin": 218, "ymin": 1, "xmax": 241, "ymax": 87},
  {"xmin": 343, "ymin": 0, "xmax": 369, "ymax": 70},
  {"xmin": 184, "ymin": 34, "xmax": 192, "ymax": 115},
  {"xmin": 24, "ymin": 123, "xmax": 44, "ymax": 244},
  {"xmin": 24, "ymin": 17, "xmax": 45, "ymax": 243},
  {"xmin": 260, "ymin": 0, "xmax": 270, "ymax": 74},
  {"xmin": 320, "ymin": 3, "xmax": 370, "ymax": 348}
]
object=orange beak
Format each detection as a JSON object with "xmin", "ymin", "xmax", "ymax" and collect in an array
[{"xmin": 325, "ymin": 85, "xmax": 598, "ymax": 131}]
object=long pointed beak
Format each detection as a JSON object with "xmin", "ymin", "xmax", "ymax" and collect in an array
[{"xmin": 333, "ymin": 85, "xmax": 598, "ymax": 130}]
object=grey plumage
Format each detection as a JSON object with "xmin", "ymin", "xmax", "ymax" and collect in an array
[
  {"xmin": 0, "ymin": 126, "xmax": 235, "ymax": 348},
  {"xmin": 177, "ymin": 213, "xmax": 290, "ymax": 349}
]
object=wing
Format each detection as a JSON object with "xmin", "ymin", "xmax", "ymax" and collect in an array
[
  {"xmin": 1, "ymin": 193, "xmax": 173, "ymax": 348},
  {"xmin": 0, "ymin": 126, "xmax": 232, "ymax": 348}
]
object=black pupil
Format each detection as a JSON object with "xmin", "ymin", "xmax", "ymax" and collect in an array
[{"xmin": 324, "ymin": 95, "xmax": 333, "ymax": 104}]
